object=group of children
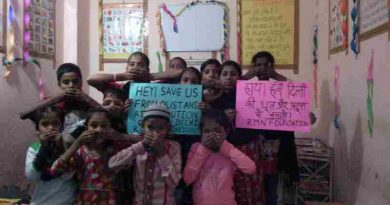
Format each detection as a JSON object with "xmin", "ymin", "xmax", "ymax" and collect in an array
[{"xmin": 23, "ymin": 51, "xmax": 299, "ymax": 205}]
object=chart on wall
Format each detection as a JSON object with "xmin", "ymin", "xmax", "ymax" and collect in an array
[
  {"xmin": 240, "ymin": 0, "xmax": 299, "ymax": 71},
  {"xmin": 102, "ymin": 4, "xmax": 144, "ymax": 61},
  {"xmin": 25, "ymin": 0, "xmax": 55, "ymax": 59},
  {"xmin": 329, "ymin": 0, "xmax": 348, "ymax": 54},
  {"xmin": 159, "ymin": 2, "xmax": 226, "ymax": 52},
  {"xmin": 360, "ymin": 0, "xmax": 389, "ymax": 41}
]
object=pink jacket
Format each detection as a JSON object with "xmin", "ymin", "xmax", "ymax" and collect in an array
[{"xmin": 183, "ymin": 141, "xmax": 256, "ymax": 205}]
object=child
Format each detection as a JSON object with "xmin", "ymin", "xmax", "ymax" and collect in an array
[
  {"xmin": 179, "ymin": 67, "xmax": 201, "ymax": 85},
  {"xmin": 50, "ymin": 108, "xmax": 137, "ymax": 205},
  {"xmin": 169, "ymin": 57, "xmax": 187, "ymax": 70},
  {"xmin": 200, "ymin": 59, "xmax": 224, "ymax": 108},
  {"xmin": 55, "ymin": 63, "xmax": 100, "ymax": 147},
  {"xmin": 172, "ymin": 67, "xmax": 202, "ymax": 205},
  {"xmin": 200, "ymin": 59, "xmax": 221, "ymax": 83},
  {"xmin": 109, "ymin": 103, "xmax": 182, "ymax": 205},
  {"xmin": 209, "ymin": 60, "xmax": 266, "ymax": 205},
  {"xmin": 159, "ymin": 57, "xmax": 187, "ymax": 84},
  {"xmin": 87, "ymin": 52, "xmax": 151, "ymax": 96},
  {"xmin": 242, "ymin": 51, "xmax": 288, "ymax": 81},
  {"xmin": 183, "ymin": 109, "xmax": 256, "ymax": 205},
  {"xmin": 101, "ymin": 88, "xmax": 142, "ymax": 205},
  {"xmin": 101, "ymin": 88, "xmax": 129, "ymax": 133},
  {"xmin": 25, "ymin": 106, "xmax": 75, "ymax": 205}
]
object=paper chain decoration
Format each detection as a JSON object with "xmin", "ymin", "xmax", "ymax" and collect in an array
[
  {"xmin": 350, "ymin": 0, "xmax": 359, "ymax": 55},
  {"xmin": 3, "ymin": 0, "xmax": 44, "ymax": 99},
  {"xmin": 334, "ymin": 65, "xmax": 340, "ymax": 129},
  {"xmin": 367, "ymin": 50, "xmax": 374, "ymax": 136},
  {"xmin": 340, "ymin": 0, "xmax": 348, "ymax": 49},
  {"xmin": 313, "ymin": 25, "xmax": 319, "ymax": 108}
]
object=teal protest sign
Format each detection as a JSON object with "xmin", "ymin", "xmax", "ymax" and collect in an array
[{"xmin": 127, "ymin": 83, "xmax": 202, "ymax": 135}]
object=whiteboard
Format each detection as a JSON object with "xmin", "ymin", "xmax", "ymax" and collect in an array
[{"xmin": 160, "ymin": 3, "xmax": 226, "ymax": 52}]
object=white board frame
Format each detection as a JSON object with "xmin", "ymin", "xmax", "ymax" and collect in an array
[{"xmin": 160, "ymin": 3, "xmax": 226, "ymax": 52}]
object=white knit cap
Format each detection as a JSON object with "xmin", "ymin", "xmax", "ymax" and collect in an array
[{"xmin": 142, "ymin": 103, "xmax": 170, "ymax": 119}]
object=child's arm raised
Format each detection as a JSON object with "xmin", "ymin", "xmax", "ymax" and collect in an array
[
  {"xmin": 20, "ymin": 93, "xmax": 65, "ymax": 120},
  {"xmin": 155, "ymin": 141, "xmax": 182, "ymax": 188},
  {"xmin": 218, "ymin": 140, "xmax": 256, "ymax": 175},
  {"xmin": 108, "ymin": 141, "xmax": 145, "ymax": 170},
  {"xmin": 50, "ymin": 130, "xmax": 96, "ymax": 176},
  {"xmin": 150, "ymin": 69, "xmax": 182, "ymax": 81},
  {"xmin": 183, "ymin": 142, "xmax": 212, "ymax": 185}
]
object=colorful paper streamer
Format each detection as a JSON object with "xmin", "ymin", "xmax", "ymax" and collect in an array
[
  {"xmin": 158, "ymin": 1, "xmax": 229, "ymax": 61},
  {"xmin": 313, "ymin": 25, "xmax": 319, "ymax": 108},
  {"xmin": 334, "ymin": 65, "xmax": 340, "ymax": 129},
  {"xmin": 367, "ymin": 50, "xmax": 374, "ymax": 137},
  {"xmin": 161, "ymin": 4, "xmax": 178, "ymax": 33},
  {"xmin": 341, "ymin": 0, "xmax": 348, "ymax": 49},
  {"xmin": 23, "ymin": 0, "xmax": 45, "ymax": 100},
  {"xmin": 350, "ymin": 0, "xmax": 359, "ymax": 55},
  {"xmin": 156, "ymin": 51, "xmax": 163, "ymax": 73}
]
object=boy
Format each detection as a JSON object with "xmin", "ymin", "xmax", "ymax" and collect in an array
[{"xmin": 109, "ymin": 103, "xmax": 182, "ymax": 205}]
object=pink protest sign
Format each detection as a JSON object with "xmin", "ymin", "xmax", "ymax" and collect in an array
[{"xmin": 235, "ymin": 80, "xmax": 311, "ymax": 132}]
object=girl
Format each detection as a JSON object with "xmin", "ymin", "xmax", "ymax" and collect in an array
[
  {"xmin": 87, "ymin": 52, "xmax": 183, "ymax": 94},
  {"xmin": 50, "ymin": 108, "xmax": 137, "ymax": 205},
  {"xmin": 169, "ymin": 57, "xmax": 187, "ymax": 70},
  {"xmin": 25, "ymin": 106, "xmax": 75, "ymax": 205},
  {"xmin": 211, "ymin": 60, "xmax": 266, "ymax": 205},
  {"xmin": 159, "ymin": 57, "xmax": 187, "ymax": 84},
  {"xmin": 179, "ymin": 67, "xmax": 201, "ymax": 85},
  {"xmin": 200, "ymin": 59, "xmax": 221, "ymax": 83},
  {"xmin": 242, "ymin": 51, "xmax": 288, "ymax": 81},
  {"xmin": 183, "ymin": 109, "xmax": 256, "ymax": 205},
  {"xmin": 173, "ymin": 67, "xmax": 202, "ymax": 205},
  {"xmin": 87, "ymin": 52, "xmax": 151, "ymax": 97},
  {"xmin": 200, "ymin": 59, "xmax": 224, "ymax": 107},
  {"xmin": 109, "ymin": 103, "xmax": 182, "ymax": 205}
]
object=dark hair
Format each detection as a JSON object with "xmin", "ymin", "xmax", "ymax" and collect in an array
[
  {"xmin": 56, "ymin": 63, "xmax": 82, "ymax": 82},
  {"xmin": 221, "ymin": 60, "xmax": 242, "ymax": 77},
  {"xmin": 103, "ymin": 87, "xmax": 127, "ymax": 102},
  {"xmin": 179, "ymin": 67, "xmax": 201, "ymax": 84},
  {"xmin": 200, "ymin": 59, "xmax": 221, "ymax": 74},
  {"xmin": 85, "ymin": 108, "xmax": 114, "ymax": 127},
  {"xmin": 169, "ymin": 57, "xmax": 187, "ymax": 68},
  {"xmin": 251, "ymin": 51, "xmax": 275, "ymax": 65},
  {"xmin": 128, "ymin": 51, "xmax": 150, "ymax": 68},
  {"xmin": 200, "ymin": 109, "xmax": 230, "ymax": 131},
  {"xmin": 33, "ymin": 106, "xmax": 66, "ymax": 179},
  {"xmin": 33, "ymin": 106, "xmax": 65, "ymax": 131}
]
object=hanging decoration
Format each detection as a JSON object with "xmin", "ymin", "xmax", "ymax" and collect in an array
[
  {"xmin": 367, "ymin": 50, "xmax": 374, "ymax": 137},
  {"xmin": 156, "ymin": 51, "xmax": 163, "ymax": 73},
  {"xmin": 350, "ymin": 0, "xmax": 359, "ymax": 55},
  {"xmin": 23, "ymin": 0, "xmax": 44, "ymax": 99},
  {"xmin": 334, "ymin": 65, "xmax": 340, "ymax": 129},
  {"xmin": 236, "ymin": 0, "xmax": 242, "ymax": 64},
  {"xmin": 160, "ymin": 3, "xmax": 178, "ymax": 33},
  {"xmin": 313, "ymin": 25, "xmax": 319, "ymax": 108},
  {"xmin": 340, "ymin": 0, "xmax": 348, "ymax": 49},
  {"xmin": 312, "ymin": 0, "xmax": 319, "ymax": 108},
  {"xmin": 3, "ymin": 1, "xmax": 17, "ymax": 79},
  {"xmin": 98, "ymin": 0, "xmax": 103, "ymax": 62}
]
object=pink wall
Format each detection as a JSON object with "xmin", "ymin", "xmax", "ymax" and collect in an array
[
  {"xmin": 1, "ymin": 0, "xmax": 389, "ymax": 204},
  {"xmin": 285, "ymin": 1, "xmax": 390, "ymax": 204},
  {"xmin": 0, "ymin": 0, "xmax": 74, "ymax": 191}
]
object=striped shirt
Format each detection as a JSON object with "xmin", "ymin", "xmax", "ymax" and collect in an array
[{"xmin": 109, "ymin": 140, "xmax": 181, "ymax": 205}]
